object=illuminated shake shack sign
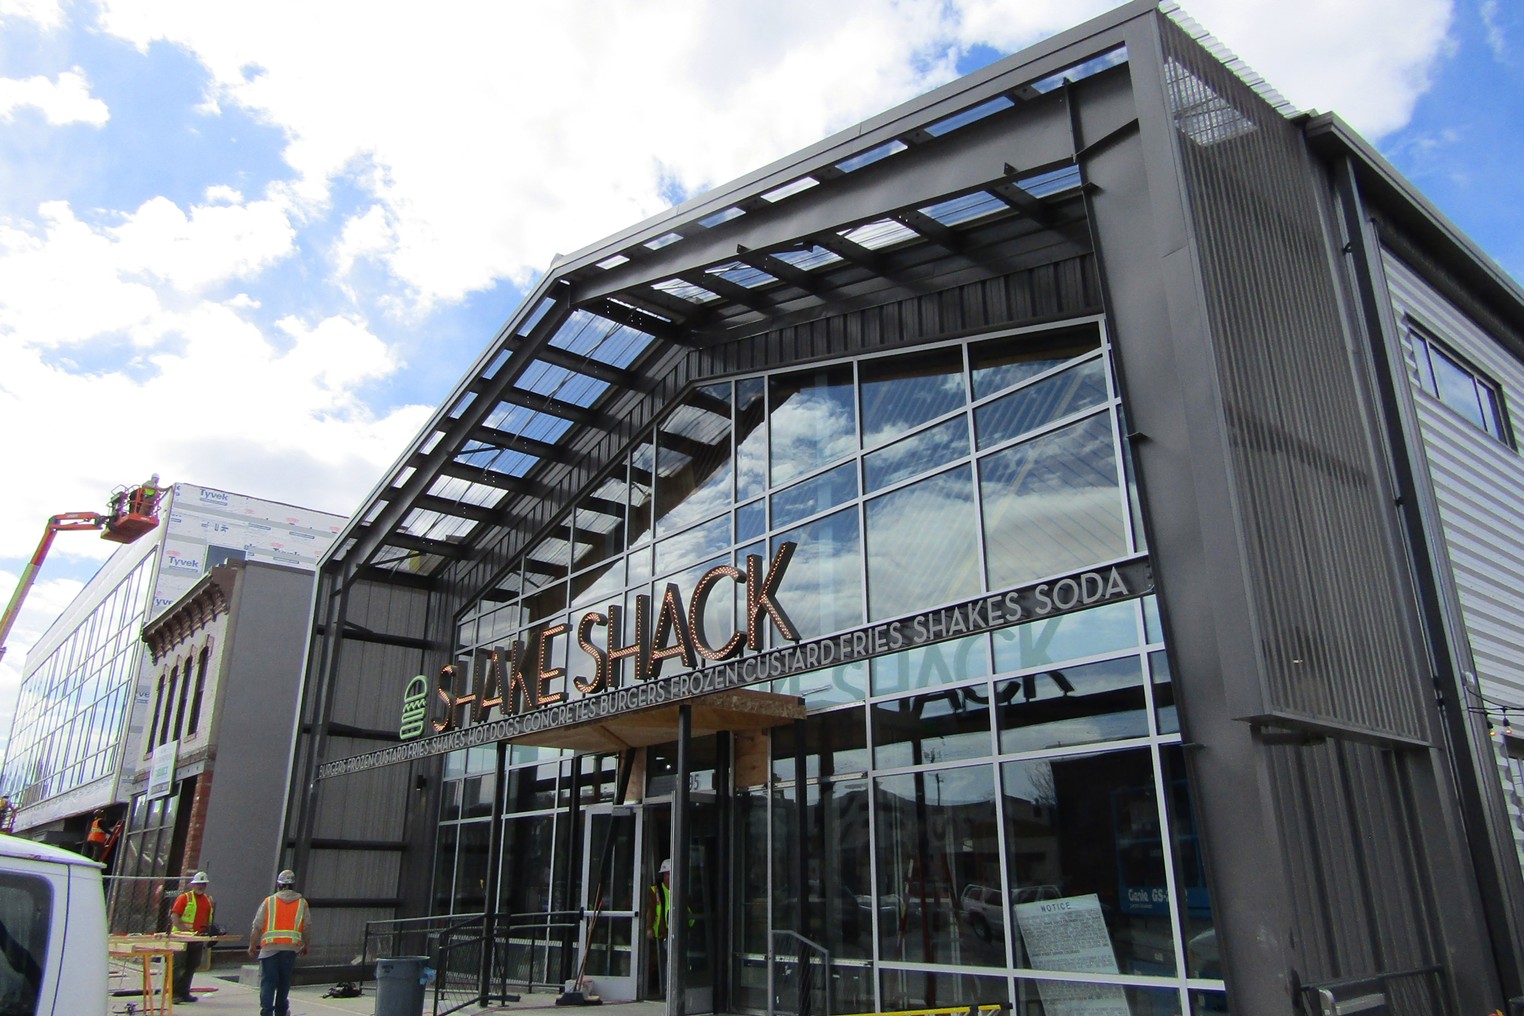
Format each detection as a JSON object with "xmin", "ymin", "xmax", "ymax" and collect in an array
[{"xmin": 318, "ymin": 551, "xmax": 1153, "ymax": 779}]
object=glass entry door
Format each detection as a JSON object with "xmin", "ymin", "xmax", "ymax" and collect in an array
[
  {"xmin": 643, "ymin": 801, "xmax": 718, "ymax": 1014},
  {"xmin": 578, "ymin": 805, "xmax": 644, "ymax": 1002}
]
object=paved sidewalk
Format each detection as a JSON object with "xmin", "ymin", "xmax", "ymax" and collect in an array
[{"xmin": 109, "ymin": 971, "xmax": 667, "ymax": 1016}]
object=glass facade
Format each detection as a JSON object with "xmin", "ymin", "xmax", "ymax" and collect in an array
[
  {"xmin": 0, "ymin": 549, "xmax": 155, "ymax": 810},
  {"xmin": 437, "ymin": 319, "xmax": 1224, "ymax": 1011}
]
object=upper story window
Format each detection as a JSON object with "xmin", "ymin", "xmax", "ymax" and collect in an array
[{"xmin": 1409, "ymin": 324, "xmax": 1511, "ymax": 445}]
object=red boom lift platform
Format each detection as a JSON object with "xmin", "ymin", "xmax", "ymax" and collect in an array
[{"xmin": 0, "ymin": 478, "xmax": 164, "ymax": 664}]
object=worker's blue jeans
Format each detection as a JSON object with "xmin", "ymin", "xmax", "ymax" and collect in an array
[{"xmin": 259, "ymin": 951, "xmax": 298, "ymax": 1016}]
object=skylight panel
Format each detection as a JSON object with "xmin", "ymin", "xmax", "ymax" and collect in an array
[
  {"xmin": 699, "ymin": 206, "xmax": 745, "ymax": 228},
  {"xmin": 428, "ymin": 475, "xmax": 503, "ymax": 508},
  {"xmin": 653, "ymin": 278, "xmax": 721, "ymax": 304},
  {"xmin": 925, "ymin": 96, "xmax": 1015, "ymax": 137},
  {"xmin": 920, "ymin": 191, "xmax": 1008, "ymax": 227},
  {"xmin": 706, "ymin": 261, "xmax": 777, "ymax": 289},
  {"xmin": 456, "ymin": 445, "xmax": 537, "ymax": 477},
  {"xmin": 661, "ymin": 402, "xmax": 729, "ymax": 443},
  {"xmin": 1023, "ymin": 46, "xmax": 1128, "ymax": 96},
  {"xmin": 840, "ymin": 218, "xmax": 920, "ymax": 251},
  {"xmin": 835, "ymin": 140, "xmax": 908, "ymax": 174},
  {"xmin": 402, "ymin": 507, "xmax": 476, "ymax": 544},
  {"xmin": 548, "ymin": 310, "xmax": 653, "ymax": 367},
  {"xmin": 517, "ymin": 297, "xmax": 556, "ymax": 337},
  {"xmin": 597, "ymin": 254, "xmax": 631, "ymax": 270},
  {"xmin": 645, "ymin": 232, "xmax": 683, "ymax": 251},
  {"xmin": 447, "ymin": 391, "xmax": 478, "ymax": 420},
  {"xmin": 762, "ymin": 177, "xmax": 819, "ymax": 202},
  {"xmin": 1016, "ymin": 165, "xmax": 1082, "ymax": 198},
  {"xmin": 771, "ymin": 246, "xmax": 843, "ymax": 271},
  {"xmin": 515, "ymin": 411, "xmax": 574, "ymax": 446},
  {"xmin": 481, "ymin": 349, "xmax": 511, "ymax": 380}
]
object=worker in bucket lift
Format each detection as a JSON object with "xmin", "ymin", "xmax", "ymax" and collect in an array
[{"xmin": 132, "ymin": 474, "xmax": 162, "ymax": 515}]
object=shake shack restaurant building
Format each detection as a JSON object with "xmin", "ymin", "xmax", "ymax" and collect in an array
[{"xmin": 284, "ymin": 5, "xmax": 1524, "ymax": 1013}]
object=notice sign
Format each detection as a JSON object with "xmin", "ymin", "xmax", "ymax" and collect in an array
[
  {"xmin": 147, "ymin": 741, "xmax": 178, "ymax": 801},
  {"xmin": 1014, "ymin": 894, "xmax": 1130, "ymax": 1016}
]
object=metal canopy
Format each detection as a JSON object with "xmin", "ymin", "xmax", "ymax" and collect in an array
[{"xmin": 328, "ymin": 38, "xmax": 1146, "ymax": 591}]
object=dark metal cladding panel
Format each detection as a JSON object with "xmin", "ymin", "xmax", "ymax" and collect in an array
[
  {"xmin": 1267, "ymin": 741, "xmax": 1450, "ymax": 1010},
  {"xmin": 1158, "ymin": 21, "xmax": 1428, "ymax": 739}
]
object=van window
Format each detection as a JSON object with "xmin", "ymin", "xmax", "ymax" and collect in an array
[{"xmin": 0, "ymin": 872, "xmax": 51, "ymax": 1015}]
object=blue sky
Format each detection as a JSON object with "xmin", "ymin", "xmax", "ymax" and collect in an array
[{"xmin": 0, "ymin": 0, "xmax": 1519, "ymax": 746}]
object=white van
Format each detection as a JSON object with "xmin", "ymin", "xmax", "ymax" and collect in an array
[{"xmin": 0, "ymin": 834, "xmax": 107, "ymax": 1015}]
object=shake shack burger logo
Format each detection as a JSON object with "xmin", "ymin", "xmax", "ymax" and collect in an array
[{"xmin": 400, "ymin": 543, "xmax": 800, "ymax": 738}]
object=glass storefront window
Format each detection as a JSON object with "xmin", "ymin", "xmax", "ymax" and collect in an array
[
  {"xmin": 735, "ymin": 377, "xmax": 768, "ymax": 504},
  {"xmin": 773, "ymin": 507, "xmax": 863, "ymax": 641},
  {"xmin": 772, "ymin": 708, "xmax": 868, "ymax": 782},
  {"xmin": 993, "ymin": 599, "xmax": 1139, "ymax": 674},
  {"xmin": 872, "ymin": 690, "xmax": 993, "ymax": 769},
  {"xmin": 440, "ymin": 318, "xmax": 1221, "ymax": 1009},
  {"xmin": 655, "ymin": 384, "xmax": 734, "ymax": 536},
  {"xmin": 769, "ymin": 659, "xmax": 868, "ymax": 708},
  {"xmin": 995, "ymin": 655, "xmax": 1150, "ymax": 755},
  {"xmin": 864, "ymin": 416, "xmax": 969, "ymax": 494},
  {"xmin": 969, "ymin": 324, "xmax": 1102, "ymax": 400},
  {"xmin": 975, "ymin": 355, "xmax": 1109, "ymax": 449},
  {"xmin": 879, "ymin": 970, "xmax": 1010, "ymax": 1014},
  {"xmin": 859, "ymin": 345, "xmax": 967, "ymax": 450},
  {"xmin": 772, "ymin": 462, "xmax": 857, "ymax": 530},
  {"xmin": 770, "ymin": 366, "xmax": 857, "ymax": 488},
  {"xmin": 980, "ymin": 411, "xmax": 1128, "ymax": 591},
  {"xmin": 1000, "ymin": 747, "xmax": 1176, "ymax": 977},
  {"xmin": 873, "ymin": 765, "xmax": 1002, "ymax": 967},
  {"xmin": 865, "ymin": 465, "xmax": 979, "ymax": 621}
]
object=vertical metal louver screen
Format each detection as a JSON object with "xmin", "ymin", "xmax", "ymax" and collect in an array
[{"xmin": 1158, "ymin": 20, "xmax": 1428, "ymax": 740}]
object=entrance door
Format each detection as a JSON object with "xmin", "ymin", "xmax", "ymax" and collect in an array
[
  {"xmin": 643, "ymin": 802, "xmax": 718, "ymax": 1014},
  {"xmin": 578, "ymin": 805, "xmax": 644, "ymax": 1001}
]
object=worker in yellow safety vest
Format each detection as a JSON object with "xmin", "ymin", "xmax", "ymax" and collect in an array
[
  {"xmin": 247, "ymin": 869, "xmax": 311, "ymax": 1016},
  {"xmin": 170, "ymin": 871, "xmax": 215, "ymax": 1003}
]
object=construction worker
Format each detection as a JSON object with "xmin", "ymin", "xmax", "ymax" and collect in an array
[
  {"xmin": 647, "ymin": 858, "xmax": 673, "ymax": 995},
  {"xmin": 84, "ymin": 810, "xmax": 109, "ymax": 859},
  {"xmin": 169, "ymin": 871, "xmax": 215, "ymax": 1003},
  {"xmin": 248, "ymin": 869, "xmax": 310, "ymax": 1016},
  {"xmin": 132, "ymin": 474, "xmax": 162, "ymax": 515}
]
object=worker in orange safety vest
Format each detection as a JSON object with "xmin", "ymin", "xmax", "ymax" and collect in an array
[
  {"xmin": 84, "ymin": 810, "xmax": 109, "ymax": 859},
  {"xmin": 248, "ymin": 869, "xmax": 311, "ymax": 1016}
]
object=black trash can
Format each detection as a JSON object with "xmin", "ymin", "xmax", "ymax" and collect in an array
[{"xmin": 375, "ymin": 955, "xmax": 430, "ymax": 1016}]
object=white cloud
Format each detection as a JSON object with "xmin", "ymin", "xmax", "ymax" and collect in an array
[
  {"xmin": 0, "ymin": 67, "xmax": 108, "ymax": 126},
  {"xmin": 1179, "ymin": 0, "xmax": 1454, "ymax": 136},
  {"xmin": 0, "ymin": 0, "xmax": 64, "ymax": 32},
  {"xmin": 83, "ymin": 0, "xmax": 1458, "ymax": 318}
]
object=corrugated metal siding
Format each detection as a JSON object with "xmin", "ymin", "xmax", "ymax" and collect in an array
[
  {"xmin": 1268, "ymin": 739, "xmax": 1448, "ymax": 1008},
  {"xmin": 1382, "ymin": 250, "xmax": 1524, "ymax": 861},
  {"xmin": 1158, "ymin": 18, "xmax": 1428, "ymax": 740}
]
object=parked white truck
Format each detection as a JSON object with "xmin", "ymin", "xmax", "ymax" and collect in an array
[{"xmin": 0, "ymin": 834, "xmax": 107, "ymax": 1015}]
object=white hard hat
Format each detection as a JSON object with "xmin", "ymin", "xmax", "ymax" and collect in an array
[
  {"xmin": 659, "ymin": 858, "xmax": 672, "ymax": 875},
  {"xmin": 276, "ymin": 869, "xmax": 297, "ymax": 886},
  {"xmin": 189, "ymin": 871, "xmax": 209, "ymax": 885}
]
